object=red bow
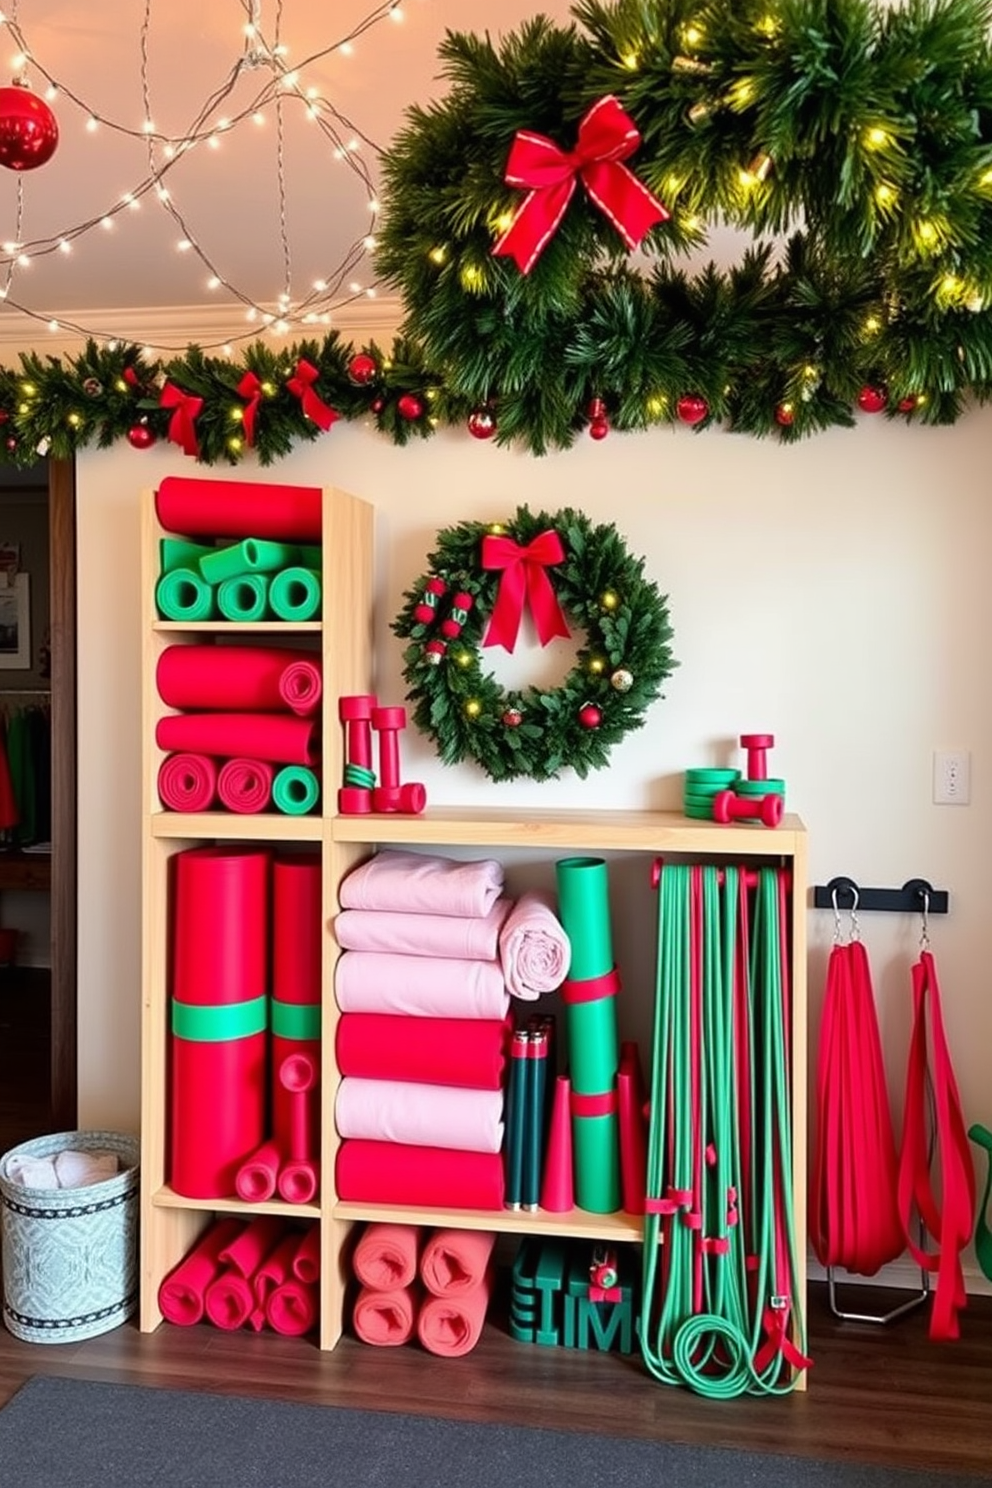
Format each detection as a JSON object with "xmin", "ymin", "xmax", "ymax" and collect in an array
[
  {"xmin": 237, "ymin": 371, "xmax": 263, "ymax": 447},
  {"xmin": 492, "ymin": 95, "xmax": 669, "ymax": 275},
  {"xmin": 481, "ymin": 530, "xmax": 571, "ymax": 652},
  {"xmin": 159, "ymin": 382, "xmax": 203, "ymax": 458},
  {"xmin": 286, "ymin": 358, "xmax": 339, "ymax": 431}
]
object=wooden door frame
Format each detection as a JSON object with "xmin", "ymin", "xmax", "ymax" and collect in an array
[{"xmin": 48, "ymin": 458, "xmax": 76, "ymax": 1129}]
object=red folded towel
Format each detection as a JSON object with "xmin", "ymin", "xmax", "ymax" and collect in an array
[
  {"xmin": 335, "ymin": 1013, "xmax": 509, "ymax": 1090},
  {"xmin": 419, "ymin": 1229, "xmax": 496, "ymax": 1298},
  {"xmin": 336, "ymin": 1141, "xmax": 504, "ymax": 1210},
  {"xmin": 353, "ymin": 1223, "xmax": 423, "ymax": 1291},
  {"xmin": 416, "ymin": 1269, "xmax": 493, "ymax": 1357},
  {"xmin": 352, "ymin": 1285, "xmax": 417, "ymax": 1346}
]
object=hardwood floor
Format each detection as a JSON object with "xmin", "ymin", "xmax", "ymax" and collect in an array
[{"xmin": 0, "ymin": 1278, "xmax": 989, "ymax": 1477}]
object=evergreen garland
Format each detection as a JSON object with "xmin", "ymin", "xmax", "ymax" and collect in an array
[
  {"xmin": 4, "ymin": 0, "xmax": 992, "ymax": 464},
  {"xmin": 392, "ymin": 506, "xmax": 677, "ymax": 782}
]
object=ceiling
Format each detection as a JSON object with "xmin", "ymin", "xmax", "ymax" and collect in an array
[{"xmin": 0, "ymin": 0, "xmax": 576, "ymax": 353}]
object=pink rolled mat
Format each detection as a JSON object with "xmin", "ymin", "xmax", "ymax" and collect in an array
[
  {"xmin": 266, "ymin": 1279, "xmax": 319, "ymax": 1336},
  {"xmin": 416, "ymin": 1268, "xmax": 494, "ymax": 1357},
  {"xmin": 419, "ymin": 1229, "xmax": 496, "ymax": 1298},
  {"xmin": 273, "ymin": 854, "xmax": 322, "ymax": 1004},
  {"xmin": 335, "ymin": 1013, "xmax": 509, "ymax": 1089},
  {"xmin": 334, "ymin": 952, "xmax": 509, "ymax": 1021},
  {"xmin": 235, "ymin": 1138, "xmax": 283, "ymax": 1202},
  {"xmin": 277, "ymin": 1157, "xmax": 320, "ymax": 1205},
  {"xmin": 157, "ymin": 752, "xmax": 218, "ymax": 812},
  {"xmin": 156, "ymin": 644, "xmax": 322, "ymax": 715},
  {"xmin": 498, "ymin": 889, "xmax": 570, "ymax": 1000},
  {"xmin": 335, "ymin": 1077, "xmax": 504, "ymax": 1154},
  {"xmin": 217, "ymin": 757, "xmax": 275, "ymax": 813},
  {"xmin": 353, "ymin": 1223, "xmax": 422, "ymax": 1291},
  {"xmin": 336, "ymin": 1140, "xmax": 505, "ymax": 1210},
  {"xmin": 218, "ymin": 1213, "xmax": 286, "ymax": 1278},
  {"xmin": 157, "ymin": 1217, "xmax": 245, "ymax": 1325},
  {"xmin": 334, "ymin": 901, "xmax": 511, "ymax": 963},
  {"xmin": 253, "ymin": 1232, "xmax": 303, "ymax": 1313},
  {"xmin": 340, "ymin": 850, "xmax": 505, "ymax": 918},
  {"xmin": 292, "ymin": 1224, "xmax": 321, "ymax": 1284},
  {"xmin": 352, "ymin": 1285, "xmax": 417, "ymax": 1347},
  {"xmin": 205, "ymin": 1268, "xmax": 255, "ymax": 1330},
  {"xmin": 172, "ymin": 846, "xmax": 270, "ymax": 1005},
  {"xmin": 156, "ymin": 476, "xmax": 322, "ymax": 541},
  {"xmin": 157, "ymin": 712, "xmax": 319, "ymax": 767}
]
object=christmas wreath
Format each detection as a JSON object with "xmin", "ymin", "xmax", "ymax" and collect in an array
[{"xmin": 392, "ymin": 507, "xmax": 676, "ymax": 782}]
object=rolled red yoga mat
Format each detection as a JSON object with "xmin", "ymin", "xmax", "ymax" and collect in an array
[
  {"xmin": 157, "ymin": 1218, "xmax": 245, "ymax": 1326},
  {"xmin": 170, "ymin": 1028, "xmax": 267, "ymax": 1198},
  {"xmin": 157, "ymin": 712, "xmax": 319, "ymax": 767},
  {"xmin": 218, "ymin": 1214, "xmax": 287, "ymax": 1278},
  {"xmin": 292, "ymin": 1224, "xmax": 321, "ymax": 1284},
  {"xmin": 266, "ymin": 1279, "xmax": 319, "ymax": 1336},
  {"xmin": 205, "ymin": 1269, "xmax": 255, "ymax": 1330},
  {"xmin": 335, "ymin": 1012, "xmax": 509, "ymax": 1090},
  {"xmin": 235, "ymin": 1138, "xmax": 283, "ymax": 1203},
  {"xmin": 155, "ymin": 476, "xmax": 322, "ymax": 542},
  {"xmin": 217, "ymin": 758, "xmax": 275, "ymax": 814},
  {"xmin": 273, "ymin": 855, "xmax": 322, "ymax": 1004},
  {"xmin": 157, "ymin": 752, "xmax": 218, "ymax": 812},
  {"xmin": 335, "ymin": 1141, "xmax": 505, "ymax": 1210},
  {"xmin": 173, "ymin": 847, "xmax": 269, "ymax": 1006},
  {"xmin": 417, "ymin": 1269, "xmax": 494, "ymax": 1357},
  {"xmin": 157, "ymin": 644, "xmax": 322, "ymax": 716}
]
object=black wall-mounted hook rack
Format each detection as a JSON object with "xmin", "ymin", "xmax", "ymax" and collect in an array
[{"xmin": 812, "ymin": 876, "xmax": 949, "ymax": 915}]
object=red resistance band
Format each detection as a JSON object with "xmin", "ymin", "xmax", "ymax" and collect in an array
[
  {"xmin": 561, "ymin": 967, "xmax": 621, "ymax": 1004},
  {"xmin": 897, "ymin": 950, "xmax": 975, "ymax": 1341}
]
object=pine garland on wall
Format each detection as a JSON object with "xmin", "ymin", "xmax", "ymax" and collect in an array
[{"xmin": 6, "ymin": 0, "xmax": 992, "ymax": 466}]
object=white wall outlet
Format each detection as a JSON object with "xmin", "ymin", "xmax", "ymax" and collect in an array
[{"xmin": 933, "ymin": 749, "xmax": 971, "ymax": 805}]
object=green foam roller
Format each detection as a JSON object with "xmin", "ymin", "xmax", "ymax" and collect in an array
[
  {"xmin": 299, "ymin": 545, "xmax": 323, "ymax": 570},
  {"xmin": 155, "ymin": 567, "xmax": 216, "ymax": 622},
  {"xmin": 199, "ymin": 539, "xmax": 301, "ymax": 585},
  {"xmin": 572, "ymin": 1110, "xmax": 621, "ymax": 1214},
  {"xmin": 160, "ymin": 538, "xmax": 214, "ymax": 574},
  {"xmin": 269, "ymin": 567, "xmax": 322, "ymax": 622},
  {"xmin": 273, "ymin": 765, "xmax": 320, "ymax": 815},
  {"xmin": 216, "ymin": 573, "xmax": 270, "ymax": 622},
  {"xmin": 555, "ymin": 857, "xmax": 613, "ymax": 981}
]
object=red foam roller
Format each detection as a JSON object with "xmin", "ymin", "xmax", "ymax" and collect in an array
[
  {"xmin": 156, "ymin": 476, "xmax": 322, "ymax": 542},
  {"xmin": 278, "ymin": 660, "xmax": 322, "ymax": 718},
  {"xmin": 157, "ymin": 1218, "xmax": 245, "ymax": 1325},
  {"xmin": 335, "ymin": 1140, "xmax": 505, "ymax": 1210},
  {"xmin": 218, "ymin": 1213, "xmax": 287, "ymax": 1278},
  {"xmin": 234, "ymin": 1139, "xmax": 283, "ymax": 1203},
  {"xmin": 273, "ymin": 855, "xmax": 322, "ymax": 1005},
  {"xmin": 157, "ymin": 713, "xmax": 319, "ymax": 767},
  {"xmin": 335, "ymin": 1013, "xmax": 509, "ymax": 1090},
  {"xmin": 217, "ymin": 758, "xmax": 275, "ymax": 814},
  {"xmin": 205, "ymin": 1269, "xmax": 255, "ymax": 1330},
  {"xmin": 157, "ymin": 645, "xmax": 322, "ymax": 713},
  {"xmin": 173, "ymin": 847, "xmax": 270, "ymax": 1005},
  {"xmin": 157, "ymin": 752, "xmax": 218, "ymax": 812},
  {"xmin": 170, "ymin": 1033, "xmax": 267, "ymax": 1198},
  {"xmin": 266, "ymin": 1279, "xmax": 319, "ymax": 1336},
  {"xmin": 277, "ymin": 1158, "xmax": 319, "ymax": 1205},
  {"xmin": 273, "ymin": 1039, "xmax": 320, "ymax": 1159},
  {"xmin": 292, "ymin": 1224, "xmax": 321, "ymax": 1284}
]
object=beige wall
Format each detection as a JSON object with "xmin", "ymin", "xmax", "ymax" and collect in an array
[{"xmin": 75, "ymin": 409, "xmax": 992, "ymax": 1287}]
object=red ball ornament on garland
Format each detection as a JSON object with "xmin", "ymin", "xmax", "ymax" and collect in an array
[
  {"xmin": 127, "ymin": 421, "xmax": 157, "ymax": 450},
  {"xmin": 502, "ymin": 708, "xmax": 523, "ymax": 728},
  {"xmin": 0, "ymin": 83, "xmax": 59, "ymax": 172},
  {"xmin": 676, "ymin": 394, "xmax": 709, "ymax": 426},
  {"xmin": 587, "ymin": 397, "xmax": 610, "ymax": 440},
  {"xmin": 397, "ymin": 392, "xmax": 425, "ymax": 421},
  {"xmin": 897, "ymin": 395, "xmax": 918, "ymax": 413},
  {"xmin": 468, "ymin": 407, "xmax": 497, "ymax": 440},
  {"xmin": 5, "ymin": 436, "xmax": 16, "ymax": 452},
  {"xmin": 857, "ymin": 384, "xmax": 887, "ymax": 414},
  {"xmin": 578, "ymin": 703, "xmax": 603, "ymax": 730},
  {"xmin": 347, "ymin": 352, "xmax": 378, "ymax": 386},
  {"xmin": 775, "ymin": 401, "xmax": 795, "ymax": 427},
  {"xmin": 371, "ymin": 397, "xmax": 385, "ymax": 415}
]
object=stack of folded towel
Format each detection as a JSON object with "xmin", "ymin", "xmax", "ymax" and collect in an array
[{"xmin": 352, "ymin": 1222, "xmax": 496, "ymax": 1357}]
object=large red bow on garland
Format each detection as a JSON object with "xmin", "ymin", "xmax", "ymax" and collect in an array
[
  {"xmin": 286, "ymin": 358, "xmax": 339, "ymax": 431},
  {"xmin": 159, "ymin": 382, "xmax": 203, "ymax": 458},
  {"xmin": 481, "ymin": 530, "xmax": 571, "ymax": 652},
  {"xmin": 237, "ymin": 371, "xmax": 263, "ymax": 447},
  {"xmin": 492, "ymin": 94, "xmax": 669, "ymax": 275}
]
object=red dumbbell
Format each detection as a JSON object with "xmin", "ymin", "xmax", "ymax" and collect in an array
[
  {"xmin": 371, "ymin": 705, "xmax": 427, "ymax": 814},
  {"xmin": 713, "ymin": 789, "xmax": 783, "ymax": 829},
  {"xmin": 740, "ymin": 732, "xmax": 774, "ymax": 781},
  {"xmin": 338, "ymin": 694, "xmax": 377, "ymax": 814}
]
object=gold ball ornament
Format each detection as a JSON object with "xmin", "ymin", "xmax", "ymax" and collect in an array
[
  {"xmin": 487, "ymin": 522, "xmax": 507, "ymax": 535},
  {"xmin": 600, "ymin": 590, "xmax": 619, "ymax": 611},
  {"xmin": 610, "ymin": 668, "xmax": 634, "ymax": 693},
  {"xmin": 588, "ymin": 657, "xmax": 606, "ymax": 675}
]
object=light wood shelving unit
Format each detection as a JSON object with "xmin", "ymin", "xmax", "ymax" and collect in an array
[{"xmin": 139, "ymin": 484, "xmax": 808, "ymax": 1366}]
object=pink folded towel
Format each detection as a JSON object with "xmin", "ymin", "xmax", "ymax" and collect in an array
[
  {"xmin": 353, "ymin": 1285, "xmax": 417, "ymax": 1346},
  {"xmin": 334, "ymin": 951, "xmax": 509, "ymax": 1019},
  {"xmin": 335, "ymin": 1078, "xmax": 504, "ymax": 1154},
  {"xmin": 340, "ymin": 850, "xmax": 505, "ymax": 918},
  {"xmin": 416, "ymin": 1269, "xmax": 494, "ymax": 1357},
  {"xmin": 334, "ymin": 900, "xmax": 511, "ymax": 962},
  {"xmin": 353, "ymin": 1223, "xmax": 423, "ymax": 1290},
  {"xmin": 419, "ymin": 1229, "xmax": 497, "ymax": 1298},
  {"xmin": 498, "ymin": 890, "xmax": 571, "ymax": 1000}
]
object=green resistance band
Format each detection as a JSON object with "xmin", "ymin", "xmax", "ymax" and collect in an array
[{"xmin": 968, "ymin": 1124, "xmax": 992, "ymax": 1282}]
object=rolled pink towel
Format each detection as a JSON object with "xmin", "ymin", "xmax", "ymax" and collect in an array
[
  {"xmin": 335, "ymin": 900, "xmax": 511, "ymax": 962},
  {"xmin": 353, "ymin": 1285, "xmax": 417, "ymax": 1346},
  {"xmin": 340, "ymin": 850, "xmax": 504, "ymax": 917},
  {"xmin": 498, "ymin": 890, "xmax": 570, "ymax": 1000},
  {"xmin": 353, "ymin": 1223, "xmax": 422, "ymax": 1290},
  {"xmin": 416, "ymin": 1269, "xmax": 493, "ymax": 1357},
  {"xmin": 419, "ymin": 1229, "xmax": 496, "ymax": 1298}
]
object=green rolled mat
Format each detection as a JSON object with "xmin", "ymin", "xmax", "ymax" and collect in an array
[
  {"xmin": 299, "ymin": 545, "xmax": 323, "ymax": 570},
  {"xmin": 217, "ymin": 573, "xmax": 270, "ymax": 622},
  {"xmin": 272, "ymin": 765, "xmax": 321, "ymax": 815},
  {"xmin": 268, "ymin": 567, "xmax": 322, "ymax": 622},
  {"xmin": 684, "ymin": 768, "xmax": 740, "ymax": 786},
  {"xmin": 199, "ymin": 539, "xmax": 301, "ymax": 586},
  {"xmin": 160, "ymin": 538, "xmax": 214, "ymax": 574},
  {"xmin": 734, "ymin": 777, "xmax": 786, "ymax": 797},
  {"xmin": 155, "ymin": 567, "xmax": 217, "ymax": 622}
]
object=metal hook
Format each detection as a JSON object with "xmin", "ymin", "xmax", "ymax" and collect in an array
[
  {"xmin": 848, "ymin": 883, "xmax": 861, "ymax": 943},
  {"xmin": 919, "ymin": 887, "xmax": 931, "ymax": 950},
  {"xmin": 831, "ymin": 886, "xmax": 843, "ymax": 944}
]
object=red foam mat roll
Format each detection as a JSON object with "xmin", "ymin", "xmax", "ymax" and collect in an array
[
  {"xmin": 170, "ymin": 1033, "xmax": 267, "ymax": 1199},
  {"xmin": 173, "ymin": 847, "xmax": 270, "ymax": 1005},
  {"xmin": 335, "ymin": 1140, "xmax": 505, "ymax": 1210},
  {"xmin": 217, "ymin": 758, "xmax": 275, "ymax": 814},
  {"xmin": 157, "ymin": 752, "xmax": 218, "ymax": 812},
  {"xmin": 156, "ymin": 476, "xmax": 322, "ymax": 542},
  {"xmin": 157, "ymin": 712, "xmax": 319, "ymax": 767},
  {"xmin": 157, "ymin": 645, "xmax": 322, "ymax": 713},
  {"xmin": 335, "ymin": 1013, "xmax": 509, "ymax": 1090},
  {"xmin": 273, "ymin": 854, "xmax": 322, "ymax": 1004}
]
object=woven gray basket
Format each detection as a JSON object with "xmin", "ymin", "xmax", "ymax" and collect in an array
[{"xmin": 0, "ymin": 1129, "xmax": 140, "ymax": 1344}]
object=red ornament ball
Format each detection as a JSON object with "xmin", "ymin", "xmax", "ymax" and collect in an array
[
  {"xmin": 0, "ymin": 84, "xmax": 59, "ymax": 172},
  {"xmin": 5, "ymin": 436, "xmax": 16, "ymax": 452},
  {"xmin": 589, "ymin": 417, "xmax": 610, "ymax": 441},
  {"xmin": 578, "ymin": 703, "xmax": 603, "ymax": 730},
  {"xmin": 676, "ymin": 394, "xmax": 709, "ymax": 426},
  {"xmin": 897, "ymin": 395, "xmax": 918, "ymax": 413},
  {"xmin": 347, "ymin": 352, "xmax": 378, "ymax": 386},
  {"xmin": 397, "ymin": 392, "xmax": 425, "ymax": 421},
  {"xmin": 371, "ymin": 397, "xmax": 385, "ymax": 415},
  {"xmin": 775, "ymin": 402, "xmax": 795, "ymax": 427},
  {"xmin": 467, "ymin": 408, "xmax": 496, "ymax": 440},
  {"xmin": 502, "ymin": 708, "xmax": 523, "ymax": 728},
  {"xmin": 0, "ymin": 410, "xmax": 8, "ymax": 424},
  {"xmin": 857, "ymin": 384, "xmax": 887, "ymax": 414},
  {"xmin": 127, "ymin": 421, "xmax": 156, "ymax": 450}
]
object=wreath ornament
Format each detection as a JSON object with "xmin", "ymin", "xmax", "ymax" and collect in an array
[{"xmin": 392, "ymin": 507, "xmax": 677, "ymax": 782}]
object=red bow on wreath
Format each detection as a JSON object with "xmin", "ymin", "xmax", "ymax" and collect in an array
[
  {"xmin": 159, "ymin": 382, "xmax": 203, "ymax": 458},
  {"xmin": 237, "ymin": 371, "xmax": 263, "ymax": 447},
  {"xmin": 481, "ymin": 530, "xmax": 571, "ymax": 653},
  {"xmin": 492, "ymin": 94, "xmax": 669, "ymax": 276},
  {"xmin": 286, "ymin": 358, "xmax": 339, "ymax": 431}
]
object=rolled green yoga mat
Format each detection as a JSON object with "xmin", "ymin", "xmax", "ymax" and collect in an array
[
  {"xmin": 217, "ymin": 573, "xmax": 270, "ymax": 622},
  {"xmin": 273, "ymin": 765, "xmax": 320, "ymax": 815},
  {"xmin": 160, "ymin": 538, "xmax": 214, "ymax": 574},
  {"xmin": 156, "ymin": 567, "xmax": 217, "ymax": 622},
  {"xmin": 269, "ymin": 567, "xmax": 322, "ymax": 622},
  {"xmin": 555, "ymin": 856, "xmax": 621, "ymax": 1214},
  {"xmin": 199, "ymin": 539, "xmax": 301, "ymax": 586}
]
